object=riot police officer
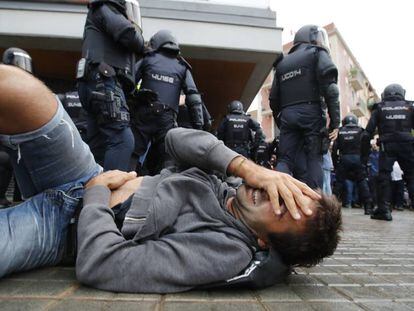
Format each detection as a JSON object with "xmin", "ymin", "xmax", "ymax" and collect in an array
[
  {"xmin": 217, "ymin": 100, "xmax": 264, "ymax": 158},
  {"xmin": 254, "ymin": 136, "xmax": 271, "ymax": 168},
  {"xmin": 332, "ymin": 114, "xmax": 373, "ymax": 215},
  {"xmin": 57, "ymin": 91, "xmax": 88, "ymax": 141},
  {"xmin": 77, "ymin": 0, "xmax": 144, "ymax": 171},
  {"xmin": 131, "ymin": 30, "xmax": 204, "ymax": 175},
  {"xmin": 269, "ymin": 25, "xmax": 340, "ymax": 189},
  {"xmin": 177, "ymin": 101, "xmax": 213, "ymax": 132},
  {"xmin": 366, "ymin": 84, "xmax": 414, "ymax": 221}
]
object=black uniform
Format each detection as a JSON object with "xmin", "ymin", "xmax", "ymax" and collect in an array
[
  {"xmin": 269, "ymin": 26, "xmax": 340, "ymax": 189},
  {"xmin": 57, "ymin": 91, "xmax": 88, "ymax": 141},
  {"xmin": 217, "ymin": 107, "xmax": 263, "ymax": 158},
  {"xmin": 254, "ymin": 141, "xmax": 271, "ymax": 168},
  {"xmin": 366, "ymin": 92, "xmax": 414, "ymax": 220},
  {"xmin": 131, "ymin": 50, "xmax": 203, "ymax": 175},
  {"xmin": 77, "ymin": 0, "xmax": 144, "ymax": 171},
  {"xmin": 332, "ymin": 123, "xmax": 373, "ymax": 214},
  {"xmin": 177, "ymin": 102, "xmax": 213, "ymax": 132}
]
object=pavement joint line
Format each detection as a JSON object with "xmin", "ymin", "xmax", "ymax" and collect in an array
[
  {"xmin": 308, "ymin": 273, "xmax": 337, "ymax": 275},
  {"xmin": 377, "ymin": 264, "xmax": 402, "ymax": 267},
  {"xmin": 328, "ymin": 284, "xmax": 361, "ymax": 287},
  {"xmin": 341, "ymin": 273, "xmax": 369, "ymax": 275},
  {"xmin": 287, "ymin": 283, "xmax": 325, "ymax": 287},
  {"xmin": 395, "ymin": 299, "xmax": 414, "ymax": 302},
  {"xmin": 363, "ymin": 284, "xmax": 398, "ymax": 287},
  {"xmin": 353, "ymin": 299, "xmax": 394, "ymax": 303},
  {"xmin": 307, "ymin": 299, "xmax": 351, "ymax": 302},
  {"xmin": 399, "ymin": 283, "xmax": 414, "ymax": 286},
  {"xmin": 322, "ymin": 264, "xmax": 348, "ymax": 267},
  {"xmin": 351, "ymin": 264, "xmax": 376, "ymax": 267}
]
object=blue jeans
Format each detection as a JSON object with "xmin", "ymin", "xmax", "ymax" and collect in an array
[{"xmin": 0, "ymin": 101, "xmax": 102, "ymax": 277}]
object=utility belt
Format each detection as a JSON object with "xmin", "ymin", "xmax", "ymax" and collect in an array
[
  {"xmin": 133, "ymin": 89, "xmax": 174, "ymax": 116},
  {"xmin": 77, "ymin": 60, "xmax": 131, "ymax": 123},
  {"xmin": 60, "ymin": 199, "xmax": 83, "ymax": 266},
  {"xmin": 76, "ymin": 58, "xmax": 134, "ymax": 93},
  {"xmin": 281, "ymin": 100, "xmax": 321, "ymax": 109}
]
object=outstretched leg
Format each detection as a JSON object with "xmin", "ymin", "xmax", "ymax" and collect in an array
[{"xmin": 0, "ymin": 65, "xmax": 101, "ymax": 277}]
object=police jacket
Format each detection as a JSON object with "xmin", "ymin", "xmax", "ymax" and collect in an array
[
  {"xmin": 135, "ymin": 51, "xmax": 200, "ymax": 114},
  {"xmin": 332, "ymin": 125, "xmax": 370, "ymax": 165},
  {"xmin": 254, "ymin": 141, "xmax": 270, "ymax": 165},
  {"xmin": 57, "ymin": 91, "xmax": 88, "ymax": 132},
  {"xmin": 269, "ymin": 44, "xmax": 340, "ymax": 130},
  {"xmin": 366, "ymin": 98, "xmax": 414, "ymax": 143},
  {"xmin": 81, "ymin": 2, "xmax": 144, "ymax": 84},
  {"xmin": 217, "ymin": 112, "xmax": 262, "ymax": 147}
]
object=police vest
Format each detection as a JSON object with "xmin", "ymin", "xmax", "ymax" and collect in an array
[
  {"xmin": 377, "ymin": 100, "xmax": 414, "ymax": 141},
  {"xmin": 337, "ymin": 125, "xmax": 364, "ymax": 155},
  {"xmin": 140, "ymin": 52, "xmax": 187, "ymax": 113},
  {"xmin": 275, "ymin": 46, "xmax": 321, "ymax": 108},
  {"xmin": 82, "ymin": 5, "xmax": 136, "ymax": 83},
  {"xmin": 224, "ymin": 113, "xmax": 251, "ymax": 145},
  {"xmin": 61, "ymin": 92, "xmax": 88, "ymax": 131},
  {"xmin": 255, "ymin": 142, "xmax": 269, "ymax": 162}
]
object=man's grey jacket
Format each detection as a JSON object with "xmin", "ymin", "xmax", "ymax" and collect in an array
[{"xmin": 76, "ymin": 128, "xmax": 259, "ymax": 293}]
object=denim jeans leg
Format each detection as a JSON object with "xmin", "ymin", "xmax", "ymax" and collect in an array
[{"xmin": 0, "ymin": 188, "xmax": 80, "ymax": 277}]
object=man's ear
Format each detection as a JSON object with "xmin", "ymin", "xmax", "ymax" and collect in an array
[{"xmin": 257, "ymin": 238, "xmax": 269, "ymax": 250}]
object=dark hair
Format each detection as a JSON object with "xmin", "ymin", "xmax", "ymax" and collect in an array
[{"xmin": 268, "ymin": 193, "xmax": 342, "ymax": 267}]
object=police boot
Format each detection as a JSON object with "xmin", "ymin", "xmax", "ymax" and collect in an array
[
  {"xmin": 371, "ymin": 202, "xmax": 392, "ymax": 221},
  {"xmin": 364, "ymin": 202, "xmax": 373, "ymax": 215}
]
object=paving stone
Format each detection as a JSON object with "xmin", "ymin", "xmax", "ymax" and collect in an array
[
  {"xmin": 163, "ymin": 302, "xmax": 263, "ymax": 311},
  {"xmin": 286, "ymin": 274, "xmax": 323, "ymax": 286},
  {"xmin": 0, "ymin": 280, "xmax": 26, "ymax": 296},
  {"xmin": 113, "ymin": 292, "xmax": 161, "ymax": 301},
  {"xmin": 13, "ymin": 280, "xmax": 76, "ymax": 297},
  {"xmin": 264, "ymin": 302, "xmax": 314, "ymax": 311},
  {"xmin": 360, "ymin": 302, "xmax": 414, "ymax": 311},
  {"xmin": 47, "ymin": 267, "xmax": 77, "ymax": 281},
  {"xmin": 68, "ymin": 285, "xmax": 116, "ymax": 299},
  {"xmin": 332, "ymin": 285, "xmax": 391, "ymax": 301},
  {"xmin": 4, "ymin": 267, "xmax": 56, "ymax": 280},
  {"xmin": 48, "ymin": 300, "xmax": 108, "ymax": 311},
  {"xmin": 309, "ymin": 302, "xmax": 364, "ymax": 310},
  {"xmin": 0, "ymin": 299, "xmax": 53, "ymax": 311},
  {"xmin": 207, "ymin": 288, "xmax": 256, "ymax": 301},
  {"xmin": 256, "ymin": 285, "xmax": 302, "ymax": 302},
  {"xmin": 290, "ymin": 285, "xmax": 347, "ymax": 301}
]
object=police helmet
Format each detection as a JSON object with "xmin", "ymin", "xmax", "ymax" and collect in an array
[
  {"xmin": 381, "ymin": 83, "xmax": 406, "ymax": 100},
  {"xmin": 149, "ymin": 30, "xmax": 180, "ymax": 52},
  {"xmin": 342, "ymin": 113, "xmax": 358, "ymax": 126},
  {"xmin": 293, "ymin": 25, "xmax": 330, "ymax": 51},
  {"xmin": 228, "ymin": 100, "xmax": 244, "ymax": 113},
  {"xmin": 2, "ymin": 47, "xmax": 33, "ymax": 73}
]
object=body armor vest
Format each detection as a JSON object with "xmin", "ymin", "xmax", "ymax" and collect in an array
[
  {"xmin": 337, "ymin": 125, "xmax": 363, "ymax": 155},
  {"xmin": 82, "ymin": 6, "xmax": 135, "ymax": 80},
  {"xmin": 255, "ymin": 142, "xmax": 269, "ymax": 163},
  {"xmin": 140, "ymin": 53, "xmax": 187, "ymax": 113},
  {"xmin": 377, "ymin": 100, "xmax": 414, "ymax": 142},
  {"xmin": 224, "ymin": 113, "xmax": 251, "ymax": 146},
  {"xmin": 275, "ymin": 46, "xmax": 321, "ymax": 108}
]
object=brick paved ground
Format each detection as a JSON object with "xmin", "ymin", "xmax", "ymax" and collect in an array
[{"xmin": 1, "ymin": 208, "xmax": 414, "ymax": 310}]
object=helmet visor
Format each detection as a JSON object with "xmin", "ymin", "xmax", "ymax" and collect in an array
[
  {"xmin": 12, "ymin": 52, "xmax": 33, "ymax": 73},
  {"xmin": 315, "ymin": 27, "xmax": 330, "ymax": 52},
  {"xmin": 125, "ymin": 0, "xmax": 142, "ymax": 33}
]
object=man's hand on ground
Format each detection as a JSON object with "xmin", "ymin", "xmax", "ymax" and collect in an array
[
  {"xmin": 85, "ymin": 170, "xmax": 137, "ymax": 190},
  {"xmin": 229, "ymin": 156, "xmax": 321, "ymax": 220}
]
